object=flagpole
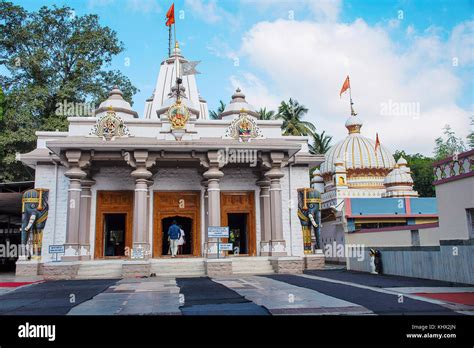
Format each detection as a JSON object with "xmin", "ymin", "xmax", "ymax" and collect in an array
[
  {"xmin": 348, "ymin": 76, "xmax": 356, "ymax": 116},
  {"xmin": 168, "ymin": 25, "xmax": 172, "ymax": 57}
]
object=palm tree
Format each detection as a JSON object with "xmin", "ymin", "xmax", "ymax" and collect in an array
[
  {"xmin": 258, "ymin": 107, "xmax": 275, "ymax": 120},
  {"xmin": 209, "ymin": 100, "xmax": 226, "ymax": 120},
  {"xmin": 275, "ymin": 98, "xmax": 315, "ymax": 136},
  {"xmin": 309, "ymin": 131, "xmax": 333, "ymax": 154}
]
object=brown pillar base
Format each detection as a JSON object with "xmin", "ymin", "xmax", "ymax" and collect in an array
[
  {"xmin": 42, "ymin": 262, "xmax": 80, "ymax": 280},
  {"xmin": 122, "ymin": 261, "xmax": 151, "ymax": 278},
  {"xmin": 304, "ymin": 251, "xmax": 325, "ymax": 270},
  {"xmin": 205, "ymin": 259, "xmax": 232, "ymax": 277},
  {"xmin": 15, "ymin": 260, "xmax": 40, "ymax": 277},
  {"xmin": 270, "ymin": 256, "xmax": 304, "ymax": 274}
]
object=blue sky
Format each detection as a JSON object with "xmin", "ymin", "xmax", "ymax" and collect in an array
[{"xmin": 8, "ymin": 0, "xmax": 474, "ymax": 154}]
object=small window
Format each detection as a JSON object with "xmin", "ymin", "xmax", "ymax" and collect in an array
[
  {"xmin": 467, "ymin": 209, "xmax": 474, "ymax": 239},
  {"xmin": 411, "ymin": 229, "xmax": 420, "ymax": 247}
]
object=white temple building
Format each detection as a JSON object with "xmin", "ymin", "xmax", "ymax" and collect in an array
[
  {"xmin": 16, "ymin": 42, "xmax": 324, "ymax": 279},
  {"xmin": 313, "ymin": 112, "xmax": 425, "ymax": 262}
]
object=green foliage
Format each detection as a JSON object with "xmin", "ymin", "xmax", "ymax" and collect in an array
[
  {"xmin": 275, "ymin": 98, "xmax": 315, "ymax": 136},
  {"xmin": 0, "ymin": 2, "xmax": 138, "ymax": 182},
  {"xmin": 394, "ymin": 150, "xmax": 435, "ymax": 197},
  {"xmin": 309, "ymin": 130, "xmax": 332, "ymax": 155},
  {"xmin": 209, "ymin": 100, "xmax": 226, "ymax": 120},
  {"xmin": 433, "ymin": 124, "xmax": 467, "ymax": 160},
  {"xmin": 468, "ymin": 116, "xmax": 474, "ymax": 149},
  {"xmin": 0, "ymin": 86, "xmax": 4, "ymax": 121},
  {"xmin": 258, "ymin": 107, "xmax": 275, "ymax": 120}
]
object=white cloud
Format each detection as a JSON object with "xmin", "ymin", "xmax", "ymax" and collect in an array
[
  {"xmin": 241, "ymin": 0, "xmax": 342, "ymax": 22},
  {"xmin": 229, "ymin": 73, "xmax": 281, "ymax": 110},
  {"xmin": 236, "ymin": 18, "xmax": 472, "ymax": 155},
  {"xmin": 126, "ymin": 0, "xmax": 161, "ymax": 14},
  {"xmin": 185, "ymin": 0, "xmax": 236, "ymax": 25}
]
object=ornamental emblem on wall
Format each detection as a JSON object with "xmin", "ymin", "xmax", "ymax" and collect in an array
[
  {"xmin": 167, "ymin": 99, "xmax": 190, "ymax": 129},
  {"xmin": 225, "ymin": 109, "xmax": 262, "ymax": 142},
  {"xmin": 90, "ymin": 107, "xmax": 130, "ymax": 141}
]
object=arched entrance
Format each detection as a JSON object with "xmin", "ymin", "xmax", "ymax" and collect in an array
[
  {"xmin": 161, "ymin": 216, "xmax": 193, "ymax": 256},
  {"xmin": 153, "ymin": 191, "xmax": 201, "ymax": 257}
]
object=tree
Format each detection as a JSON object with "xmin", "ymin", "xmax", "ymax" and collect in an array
[
  {"xmin": 0, "ymin": 2, "xmax": 138, "ymax": 182},
  {"xmin": 258, "ymin": 107, "xmax": 275, "ymax": 120},
  {"xmin": 309, "ymin": 130, "xmax": 332, "ymax": 155},
  {"xmin": 433, "ymin": 124, "xmax": 467, "ymax": 160},
  {"xmin": 275, "ymin": 98, "xmax": 315, "ymax": 136},
  {"xmin": 209, "ymin": 100, "xmax": 226, "ymax": 120},
  {"xmin": 468, "ymin": 116, "xmax": 474, "ymax": 149},
  {"xmin": 394, "ymin": 151, "xmax": 435, "ymax": 197},
  {"xmin": 0, "ymin": 86, "xmax": 4, "ymax": 121}
]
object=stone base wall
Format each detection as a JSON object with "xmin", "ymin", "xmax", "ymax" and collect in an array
[
  {"xmin": 122, "ymin": 262, "xmax": 151, "ymax": 278},
  {"xmin": 304, "ymin": 254, "xmax": 325, "ymax": 270},
  {"xmin": 270, "ymin": 256, "xmax": 304, "ymax": 274},
  {"xmin": 205, "ymin": 259, "xmax": 232, "ymax": 277},
  {"xmin": 15, "ymin": 261, "xmax": 40, "ymax": 277},
  {"xmin": 42, "ymin": 263, "xmax": 80, "ymax": 280}
]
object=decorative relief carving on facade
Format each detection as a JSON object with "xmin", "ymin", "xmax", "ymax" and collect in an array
[
  {"xmin": 225, "ymin": 109, "xmax": 263, "ymax": 142},
  {"xmin": 90, "ymin": 107, "xmax": 130, "ymax": 140},
  {"xmin": 167, "ymin": 100, "xmax": 190, "ymax": 129}
]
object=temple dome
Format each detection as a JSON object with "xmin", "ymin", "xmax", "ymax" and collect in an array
[
  {"xmin": 384, "ymin": 157, "xmax": 414, "ymax": 186},
  {"xmin": 94, "ymin": 86, "xmax": 138, "ymax": 119},
  {"xmin": 320, "ymin": 115, "xmax": 395, "ymax": 175},
  {"xmin": 220, "ymin": 88, "xmax": 259, "ymax": 120},
  {"xmin": 383, "ymin": 157, "xmax": 418, "ymax": 197}
]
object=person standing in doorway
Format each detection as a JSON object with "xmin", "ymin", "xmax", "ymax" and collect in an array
[
  {"xmin": 168, "ymin": 220, "xmax": 181, "ymax": 258},
  {"xmin": 177, "ymin": 225, "xmax": 186, "ymax": 255}
]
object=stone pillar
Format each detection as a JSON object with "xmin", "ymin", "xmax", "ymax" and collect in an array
[
  {"xmin": 265, "ymin": 152, "xmax": 287, "ymax": 256},
  {"xmin": 202, "ymin": 151, "xmax": 224, "ymax": 257},
  {"xmin": 257, "ymin": 178, "xmax": 272, "ymax": 256},
  {"xmin": 130, "ymin": 150, "xmax": 153, "ymax": 260},
  {"xmin": 63, "ymin": 151, "xmax": 87, "ymax": 261},
  {"xmin": 78, "ymin": 179, "xmax": 95, "ymax": 260},
  {"xmin": 201, "ymin": 179, "xmax": 209, "ymax": 254}
]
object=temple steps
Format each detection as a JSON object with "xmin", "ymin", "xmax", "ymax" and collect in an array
[
  {"xmin": 150, "ymin": 258, "xmax": 206, "ymax": 277},
  {"xmin": 76, "ymin": 261, "xmax": 123, "ymax": 279},
  {"xmin": 231, "ymin": 257, "xmax": 274, "ymax": 275}
]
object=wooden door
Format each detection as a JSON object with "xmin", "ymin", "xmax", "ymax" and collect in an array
[
  {"xmin": 153, "ymin": 191, "xmax": 201, "ymax": 257},
  {"xmin": 94, "ymin": 191, "xmax": 133, "ymax": 259},
  {"xmin": 220, "ymin": 191, "xmax": 256, "ymax": 256}
]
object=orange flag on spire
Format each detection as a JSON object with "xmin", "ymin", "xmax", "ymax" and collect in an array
[
  {"xmin": 340, "ymin": 75, "xmax": 350, "ymax": 97},
  {"xmin": 166, "ymin": 3, "xmax": 175, "ymax": 27},
  {"xmin": 375, "ymin": 133, "xmax": 380, "ymax": 152}
]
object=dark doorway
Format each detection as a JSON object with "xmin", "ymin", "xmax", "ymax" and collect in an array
[
  {"xmin": 162, "ymin": 216, "xmax": 192, "ymax": 256},
  {"xmin": 103, "ymin": 213, "xmax": 126, "ymax": 257},
  {"xmin": 228, "ymin": 213, "xmax": 248, "ymax": 255}
]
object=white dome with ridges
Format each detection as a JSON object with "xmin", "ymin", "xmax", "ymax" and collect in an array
[{"xmin": 320, "ymin": 115, "xmax": 395, "ymax": 175}]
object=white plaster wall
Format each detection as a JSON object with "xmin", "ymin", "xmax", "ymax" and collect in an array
[
  {"xmin": 436, "ymin": 176, "xmax": 474, "ymax": 240},
  {"xmin": 282, "ymin": 165, "xmax": 310, "ymax": 257},
  {"xmin": 345, "ymin": 230, "xmax": 412, "ymax": 247},
  {"xmin": 35, "ymin": 164, "xmax": 69, "ymax": 262},
  {"xmin": 419, "ymin": 227, "xmax": 441, "ymax": 246}
]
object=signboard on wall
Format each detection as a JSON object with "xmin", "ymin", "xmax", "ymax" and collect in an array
[{"xmin": 208, "ymin": 226, "xmax": 229, "ymax": 238}]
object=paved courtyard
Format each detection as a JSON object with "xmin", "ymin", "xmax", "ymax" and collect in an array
[{"xmin": 0, "ymin": 270, "xmax": 473, "ymax": 315}]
